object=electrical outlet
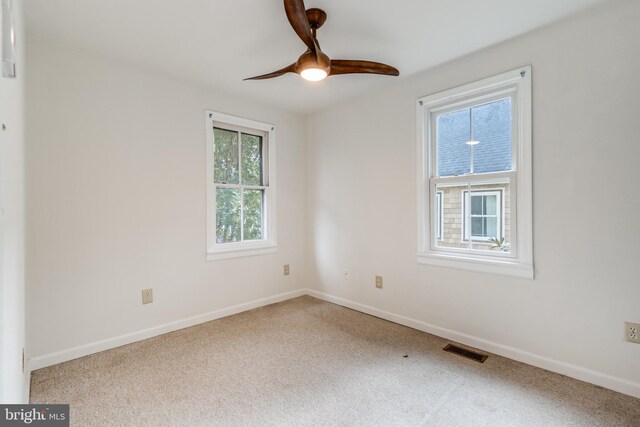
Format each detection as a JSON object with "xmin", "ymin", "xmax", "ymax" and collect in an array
[
  {"xmin": 284, "ymin": 264, "xmax": 290, "ymax": 276},
  {"xmin": 375, "ymin": 275, "xmax": 383, "ymax": 289},
  {"xmin": 142, "ymin": 288, "xmax": 153, "ymax": 305},
  {"xmin": 625, "ymin": 322, "xmax": 640, "ymax": 343},
  {"xmin": 344, "ymin": 271, "xmax": 351, "ymax": 281}
]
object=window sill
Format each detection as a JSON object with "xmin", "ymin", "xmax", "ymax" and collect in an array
[
  {"xmin": 417, "ymin": 252, "xmax": 533, "ymax": 279},
  {"xmin": 207, "ymin": 242, "xmax": 277, "ymax": 261}
]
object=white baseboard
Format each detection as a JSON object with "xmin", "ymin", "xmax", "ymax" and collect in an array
[
  {"xmin": 29, "ymin": 289, "xmax": 307, "ymax": 371},
  {"xmin": 27, "ymin": 287, "xmax": 640, "ymax": 400},
  {"xmin": 307, "ymin": 289, "xmax": 640, "ymax": 400}
]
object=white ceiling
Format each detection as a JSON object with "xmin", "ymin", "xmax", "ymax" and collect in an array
[{"xmin": 25, "ymin": 0, "xmax": 608, "ymax": 114}]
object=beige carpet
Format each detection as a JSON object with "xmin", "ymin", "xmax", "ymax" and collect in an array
[{"xmin": 30, "ymin": 296, "xmax": 640, "ymax": 426}]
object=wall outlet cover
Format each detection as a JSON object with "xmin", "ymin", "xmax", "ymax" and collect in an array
[
  {"xmin": 142, "ymin": 288, "xmax": 153, "ymax": 305},
  {"xmin": 284, "ymin": 264, "xmax": 290, "ymax": 276},
  {"xmin": 375, "ymin": 275, "xmax": 383, "ymax": 289},
  {"xmin": 625, "ymin": 322, "xmax": 639, "ymax": 343}
]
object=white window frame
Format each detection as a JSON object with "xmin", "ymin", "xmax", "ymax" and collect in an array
[
  {"xmin": 206, "ymin": 111, "xmax": 277, "ymax": 261},
  {"xmin": 416, "ymin": 67, "xmax": 533, "ymax": 279},
  {"xmin": 435, "ymin": 191, "xmax": 443, "ymax": 240},
  {"xmin": 462, "ymin": 190, "xmax": 502, "ymax": 242}
]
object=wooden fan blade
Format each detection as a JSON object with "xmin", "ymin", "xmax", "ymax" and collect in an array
[
  {"xmin": 329, "ymin": 60, "xmax": 399, "ymax": 77},
  {"xmin": 284, "ymin": 0, "xmax": 317, "ymax": 53},
  {"xmin": 244, "ymin": 63, "xmax": 297, "ymax": 81}
]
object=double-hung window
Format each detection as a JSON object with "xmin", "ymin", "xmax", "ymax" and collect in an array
[
  {"xmin": 206, "ymin": 111, "xmax": 276, "ymax": 260},
  {"xmin": 417, "ymin": 67, "xmax": 533, "ymax": 278}
]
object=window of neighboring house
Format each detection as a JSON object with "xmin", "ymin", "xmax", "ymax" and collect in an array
[
  {"xmin": 417, "ymin": 67, "xmax": 533, "ymax": 278},
  {"xmin": 206, "ymin": 111, "xmax": 277, "ymax": 260},
  {"xmin": 462, "ymin": 190, "xmax": 502, "ymax": 242},
  {"xmin": 435, "ymin": 191, "xmax": 443, "ymax": 240}
]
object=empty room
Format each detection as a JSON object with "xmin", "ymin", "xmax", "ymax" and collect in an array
[{"xmin": 1, "ymin": 0, "xmax": 640, "ymax": 425}]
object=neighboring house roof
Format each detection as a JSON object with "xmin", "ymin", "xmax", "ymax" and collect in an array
[{"xmin": 437, "ymin": 98, "xmax": 512, "ymax": 177}]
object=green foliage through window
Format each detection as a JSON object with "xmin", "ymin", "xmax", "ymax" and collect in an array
[
  {"xmin": 241, "ymin": 133, "xmax": 263, "ymax": 186},
  {"xmin": 213, "ymin": 128, "xmax": 239, "ymax": 184},
  {"xmin": 243, "ymin": 190, "xmax": 264, "ymax": 241},
  {"xmin": 214, "ymin": 126, "xmax": 265, "ymax": 243}
]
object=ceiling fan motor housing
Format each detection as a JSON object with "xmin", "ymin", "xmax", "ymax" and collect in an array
[{"xmin": 296, "ymin": 49, "xmax": 331, "ymax": 74}]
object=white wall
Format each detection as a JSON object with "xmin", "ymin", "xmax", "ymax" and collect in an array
[
  {"xmin": 26, "ymin": 40, "xmax": 308, "ymax": 362},
  {"xmin": 307, "ymin": 0, "xmax": 640, "ymax": 395},
  {"xmin": 1, "ymin": 0, "xmax": 27, "ymax": 403}
]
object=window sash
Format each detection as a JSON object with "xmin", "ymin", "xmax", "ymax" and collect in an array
[
  {"xmin": 214, "ymin": 187, "xmax": 267, "ymax": 243},
  {"xmin": 213, "ymin": 123, "xmax": 268, "ymax": 185},
  {"xmin": 430, "ymin": 90, "xmax": 518, "ymax": 179},
  {"xmin": 429, "ymin": 172, "xmax": 516, "ymax": 259}
]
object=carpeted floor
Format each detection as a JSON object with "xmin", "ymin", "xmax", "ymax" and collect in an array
[{"xmin": 30, "ymin": 296, "xmax": 640, "ymax": 426}]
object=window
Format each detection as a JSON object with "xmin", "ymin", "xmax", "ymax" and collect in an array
[
  {"xmin": 417, "ymin": 67, "xmax": 533, "ymax": 278},
  {"xmin": 463, "ymin": 190, "xmax": 502, "ymax": 242},
  {"xmin": 435, "ymin": 191, "xmax": 443, "ymax": 240},
  {"xmin": 206, "ymin": 111, "xmax": 276, "ymax": 260}
]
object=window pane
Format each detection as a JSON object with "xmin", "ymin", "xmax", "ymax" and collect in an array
[
  {"xmin": 243, "ymin": 189, "xmax": 264, "ymax": 240},
  {"xmin": 471, "ymin": 98, "xmax": 512, "ymax": 174},
  {"xmin": 216, "ymin": 188, "xmax": 241, "ymax": 243},
  {"xmin": 485, "ymin": 195, "xmax": 497, "ymax": 215},
  {"xmin": 471, "ymin": 196, "xmax": 482, "ymax": 215},
  {"xmin": 436, "ymin": 98, "xmax": 512, "ymax": 177},
  {"xmin": 434, "ymin": 183, "xmax": 462, "ymax": 247},
  {"xmin": 486, "ymin": 217, "xmax": 497, "ymax": 238},
  {"xmin": 437, "ymin": 109, "xmax": 471, "ymax": 176},
  {"xmin": 241, "ymin": 133, "xmax": 263, "ymax": 186},
  {"xmin": 471, "ymin": 217, "xmax": 484, "ymax": 236},
  {"xmin": 214, "ymin": 128, "xmax": 239, "ymax": 184}
]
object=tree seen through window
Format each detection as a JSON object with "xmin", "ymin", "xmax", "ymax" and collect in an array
[{"xmin": 214, "ymin": 127, "xmax": 264, "ymax": 243}]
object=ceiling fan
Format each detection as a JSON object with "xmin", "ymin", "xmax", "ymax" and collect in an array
[{"xmin": 245, "ymin": 0, "xmax": 399, "ymax": 82}]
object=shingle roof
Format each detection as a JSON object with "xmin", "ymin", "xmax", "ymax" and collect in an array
[{"xmin": 437, "ymin": 98, "xmax": 512, "ymax": 177}]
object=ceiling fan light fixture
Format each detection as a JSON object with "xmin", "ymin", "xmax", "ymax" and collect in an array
[
  {"xmin": 243, "ymin": 1, "xmax": 399, "ymax": 82},
  {"xmin": 300, "ymin": 67, "xmax": 328, "ymax": 81}
]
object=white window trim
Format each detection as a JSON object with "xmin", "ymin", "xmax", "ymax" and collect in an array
[
  {"xmin": 462, "ymin": 190, "xmax": 503, "ymax": 242},
  {"xmin": 206, "ymin": 111, "xmax": 277, "ymax": 261},
  {"xmin": 416, "ymin": 67, "xmax": 533, "ymax": 279}
]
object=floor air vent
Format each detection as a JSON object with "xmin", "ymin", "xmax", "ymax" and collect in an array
[{"xmin": 443, "ymin": 343, "xmax": 488, "ymax": 363}]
